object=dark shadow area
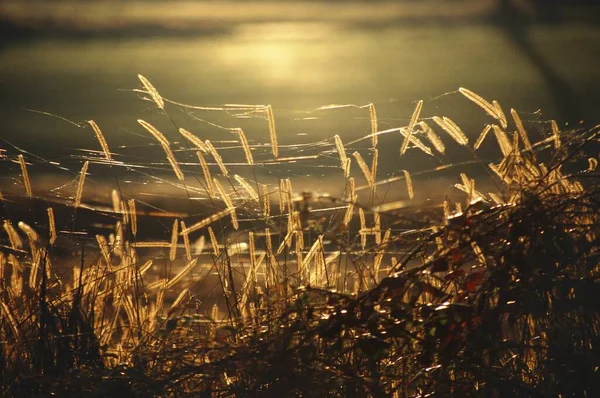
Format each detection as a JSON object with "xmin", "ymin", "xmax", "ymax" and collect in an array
[{"xmin": 492, "ymin": 0, "xmax": 582, "ymax": 122}]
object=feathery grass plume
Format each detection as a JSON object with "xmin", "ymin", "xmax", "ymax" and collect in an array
[
  {"xmin": 47, "ymin": 207, "xmax": 57, "ymax": 245},
  {"xmin": 169, "ymin": 289, "xmax": 191, "ymax": 316},
  {"xmin": 278, "ymin": 179, "xmax": 286, "ymax": 214},
  {"xmin": 432, "ymin": 116, "xmax": 469, "ymax": 146},
  {"xmin": 459, "ymin": 87, "xmax": 506, "ymax": 124},
  {"xmin": 138, "ymin": 120, "xmax": 185, "ymax": 180},
  {"xmin": 179, "ymin": 127, "xmax": 208, "ymax": 152},
  {"xmin": 488, "ymin": 192, "xmax": 505, "ymax": 205},
  {"xmin": 285, "ymin": 179, "xmax": 294, "ymax": 214},
  {"xmin": 87, "ymin": 120, "xmax": 112, "ymax": 160},
  {"xmin": 127, "ymin": 199, "xmax": 137, "ymax": 237},
  {"xmin": 111, "ymin": 189, "xmax": 121, "ymax": 214},
  {"xmin": 74, "ymin": 161, "xmax": 89, "ymax": 207},
  {"xmin": 343, "ymin": 179, "xmax": 357, "ymax": 227},
  {"xmin": 474, "ymin": 124, "xmax": 493, "ymax": 150},
  {"xmin": 443, "ymin": 198, "xmax": 451, "ymax": 221},
  {"xmin": 403, "ymin": 170, "xmax": 414, "ymax": 200},
  {"xmin": 237, "ymin": 128, "xmax": 254, "ymax": 165},
  {"xmin": 369, "ymin": 103, "xmax": 378, "ymax": 147},
  {"xmin": 196, "ymin": 151, "xmax": 215, "ymax": 196},
  {"xmin": 371, "ymin": 149, "xmax": 379, "ymax": 183},
  {"xmin": 166, "ymin": 259, "xmax": 198, "ymax": 289},
  {"xmin": 205, "ymin": 140, "xmax": 229, "ymax": 177},
  {"xmin": 359, "ymin": 208, "xmax": 367, "ymax": 248},
  {"xmin": 397, "ymin": 127, "xmax": 434, "ymax": 156},
  {"xmin": 0, "ymin": 299, "xmax": 21, "ymax": 344},
  {"xmin": 261, "ymin": 184, "xmax": 270, "ymax": 218},
  {"xmin": 208, "ymin": 227, "xmax": 220, "ymax": 256},
  {"xmin": 138, "ymin": 259, "xmax": 153, "ymax": 276},
  {"xmin": 180, "ymin": 208, "xmax": 234, "ymax": 236},
  {"xmin": 510, "ymin": 108, "xmax": 533, "ymax": 152},
  {"xmin": 401, "ymin": 100, "xmax": 423, "ymax": 155},
  {"xmin": 334, "ymin": 134, "xmax": 349, "ymax": 174},
  {"xmin": 180, "ymin": 221, "xmax": 192, "ymax": 260},
  {"xmin": 96, "ymin": 234, "xmax": 111, "ymax": 265},
  {"xmin": 588, "ymin": 158, "xmax": 598, "ymax": 172},
  {"xmin": 138, "ymin": 74, "xmax": 165, "ymax": 110},
  {"xmin": 353, "ymin": 151, "xmax": 374, "ymax": 187},
  {"xmin": 374, "ymin": 228, "xmax": 391, "ymax": 281},
  {"xmin": 491, "ymin": 124, "xmax": 513, "ymax": 157},
  {"xmin": 234, "ymin": 174, "xmax": 259, "ymax": 201},
  {"xmin": 374, "ymin": 211, "xmax": 382, "ymax": 244},
  {"xmin": 348, "ymin": 177, "xmax": 356, "ymax": 202},
  {"xmin": 419, "ymin": 121, "xmax": 445, "ymax": 154},
  {"xmin": 493, "ymin": 100, "xmax": 508, "ymax": 128},
  {"xmin": 131, "ymin": 241, "xmax": 171, "ymax": 248},
  {"xmin": 18, "ymin": 154, "xmax": 32, "ymax": 198},
  {"xmin": 170, "ymin": 219, "xmax": 179, "ymax": 261},
  {"xmin": 551, "ymin": 120, "xmax": 561, "ymax": 149},
  {"xmin": 213, "ymin": 178, "xmax": 234, "ymax": 209},
  {"xmin": 266, "ymin": 105, "xmax": 279, "ymax": 158}
]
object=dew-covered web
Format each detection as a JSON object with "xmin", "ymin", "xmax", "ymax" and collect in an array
[{"xmin": 0, "ymin": 75, "xmax": 580, "ymax": 332}]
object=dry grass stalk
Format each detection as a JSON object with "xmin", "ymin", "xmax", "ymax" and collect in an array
[
  {"xmin": 196, "ymin": 151, "xmax": 215, "ymax": 196},
  {"xmin": 419, "ymin": 121, "xmax": 445, "ymax": 154},
  {"xmin": 205, "ymin": 140, "xmax": 229, "ymax": 177},
  {"xmin": 170, "ymin": 219, "xmax": 179, "ymax": 261},
  {"xmin": 180, "ymin": 221, "xmax": 192, "ymax": 260},
  {"xmin": 369, "ymin": 103, "xmax": 378, "ymax": 148},
  {"xmin": 403, "ymin": 170, "xmax": 414, "ymax": 200},
  {"xmin": 491, "ymin": 125, "xmax": 513, "ymax": 157},
  {"xmin": 47, "ymin": 207, "xmax": 56, "ymax": 245},
  {"xmin": 166, "ymin": 259, "xmax": 198, "ymax": 289},
  {"xmin": 278, "ymin": 179, "xmax": 286, "ymax": 214},
  {"xmin": 474, "ymin": 124, "xmax": 492, "ymax": 150},
  {"xmin": 0, "ymin": 299, "xmax": 21, "ymax": 344},
  {"xmin": 401, "ymin": 100, "xmax": 423, "ymax": 155},
  {"xmin": 74, "ymin": 161, "xmax": 89, "ymax": 207},
  {"xmin": 551, "ymin": 120, "xmax": 561, "ymax": 149},
  {"xmin": 179, "ymin": 128, "xmax": 208, "ymax": 152},
  {"xmin": 234, "ymin": 174, "xmax": 259, "ymax": 201},
  {"xmin": 510, "ymin": 109, "xmax": 533, "ymax": 152},
  {"xmin": 432, "ymin": 116, "xmax": 469, "ymax": 146},
  {"xmin": 18, "ymin": 154, "xmax": 32, "ymax": 198},
  {"xmin": 131, "ymin": 241, "xmax": 171, "ymax": 248},
  {"xmin": 237, "ymin": 128, "xmax": 254, "ymax": 165},
  {"xmin": 208, "ymin": 227, "xmax": 220, "ymax": 256},
  {"xmin": 138, "ymin": 74, "xmax": 165, "ymax": 110},
  {"xmin": 266, "ymin": 105, "xmax": 279, "ymax": 158},
  {"xmin": 353, "ymin": 151, "xmax": 374, "ymax": 187},
  {"xmin": 374, "ymin": 228, "xmax": 391, "ymax": 282},
  {"xmin": 87, "ymin": 120, "xmax": 112, "ymax": 160},
  {"xmin": 138, "ymin": 120, "xmax": 184, "ymax": 180},
  {"xmin": 459, "ymin": 87, "xmax": 507, "ymax": 126},
  {"xmin": 128, "ymin": 199, "xmax": 137, "ymax": 237}
]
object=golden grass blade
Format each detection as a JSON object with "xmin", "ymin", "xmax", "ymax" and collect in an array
[
  {"xmin": 266, "ymin": 105, "xmax": 279, "ymax": 158},
  {"xmin": 432, "ymin": 116, "xmax": 469, "ymax": 146},
  {"xmin": 403, "ymin": 170, "xmax": 414, "ymax": 200},
  {"xmin": 401, "ymin": 100, "xmax": 423, "ymax": 155},
  {"xmin": 47, "ymin": 207, "xmax": 56, "ymax": 245},
  {"xmin": 208, "ymin": 227, "xmax": 220, "ymax": 256},
  {"xmin": 213, "ymin": 178, "xmax": 234, "ymax": 209},
  {"xmin": 170, "ymin": 219, "xmax": 179, "ymax": 261},
  {"xmin": 179, "ymin": 128, "xmax": 208, "ymax": 152},
  {"xmin": 237, "ymin": 128, "xmax": 254, "ymax": 165},
  {"xmin": 359, "ymin": 208, "xmax": 367, "ymax": 248},
  {"xmin": 491, "ymin": 125, "xmax": 513, "ymax": 157},
  {"xmin": 137, "ymin": 119, "xmax": 169, "ymax": 147},
  {"xmin": 371, "ymin": 149, "xmax": 378, "ymax": 183},
  {"xmin": 419, "ymin": 121, "xmax": 445, "ymax": 154},
  {"xmin": 334, "ymin": 134, "xmax": 349, "ymax": 175},
  {"xmin": 234, "ymin": 174, "xmax": 259, "ymax": 201},
  {"xmin": 353, "ymin": 151, "xmax": 374, "ymax": 187},
  {"xmin": 302, "ymin": 234, "xmax": 324, "ymax": 270},
  {"xmin": 74, "ymin": 161, "xmax": 89, "ymax": 207},
  {"xmin": 138, "ymin": 120, "xmax": 184, "ymax": 180},
  {"xmin": 510, "ymin": 109, "xmax": 533, "ymax": 151},
  {"xmin": 180, "ymin": 221, "xmax": 192, "ymax": 260},
  {"xmin": 369, "ymin": 103, "xmax": 378, "ymax": 148},
  {"xmin": 165, "ymin": 147, "xmax": 185, "ymax": 181},
  {"xmin": 205, "ymin": 140, "xmax": 229, "ymax": 177},
  {"xmin": 138, "ymin": 74, "xmax": 165, "ymax": 110},
  {"xmin": 196, "ymin": 151, "xmax": 215, "ymax": 196},
  {"xmin": 551, "ymin": 120, "xmax": 561, "ymax": 149},
  {"xmin": 166, "ymin": 259, "xmax": 197, "ymax": 289},
  {"xmin": 139, "ymin": 259, "xmax": 153, "ymax": 276},
  {"xmin": 278, "ymin": 179, "xmax": 286, "ymax": 214},
  {"xmin": 87, "ymin": 120, "xmax": 112, "ymax": 160},
  {"xmin": 474, "ymin": 124, "xmax": 492, "ymax": 150},
  {"xmin": 18, "ymin": 154, "xmax": 32, "ymax": 198},
  {"xmin": 180, "ymin": 208, "xmax": 234, "ymax": 236}
]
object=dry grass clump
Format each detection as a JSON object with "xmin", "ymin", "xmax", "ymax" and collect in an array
[{"xmin": 1, "ymin": 80, "xmax": 599, "ymax": 397}]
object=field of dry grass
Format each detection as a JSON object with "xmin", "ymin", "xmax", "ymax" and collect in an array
[{"xmin": 1, "ymin": 76, "xmax": 599, "ymax": 396}]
